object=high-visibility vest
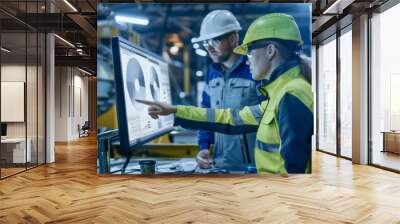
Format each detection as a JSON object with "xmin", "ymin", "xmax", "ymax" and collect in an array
[{"xmin": 175, "ymin": 65, "xmax": 313, "ymax": 174}]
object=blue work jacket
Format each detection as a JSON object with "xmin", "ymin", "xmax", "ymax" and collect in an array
[{"xmin": 199, "ymin": 56, "xmax": 264, "ymax": 170}]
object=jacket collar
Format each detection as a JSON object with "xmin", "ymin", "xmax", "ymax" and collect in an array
[
  {"xmin": 257, "ymin": 59, "xmax": 300, "ymax": 97},
  {"xmin": 209, "ymin": 55, "xmax": 247, "ymax": 75}
]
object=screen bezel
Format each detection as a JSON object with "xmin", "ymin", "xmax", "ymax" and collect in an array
[{"xmin": 111, "ymin": 37, "xmax": 174, "ymax": 154}]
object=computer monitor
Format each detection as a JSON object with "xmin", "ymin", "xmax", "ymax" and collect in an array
[
  {"xmin": 112, "ymin": 37, "xmax": 174, "ymax": 153},
  {"xmin": 1, "ymin": 123, "xmax": 7, "ymax": 137}
]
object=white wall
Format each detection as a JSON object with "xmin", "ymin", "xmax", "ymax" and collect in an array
[
  {"xmin": 55, "ymin": 67, "xmax": 69, "ymax": 141},
  {"xmin": 1, "ymin": 64, "xmax": 46, "ymax": 164},
  {"xmin": 1, "ymin": 65, "xmax": 26, "ymax": 81},
  {"xmin": 0, "ymin": 65, "xmax": 41, "ymax": 138},
  {"xmin": 1, "ymin": 82, "xmax": 25, "ymax": 122},
  {"xmin": 73, "ymin": 73, "xmax": 89, "ymax": 137},
  {"xmin": 54, "ymin": 67, "xmax": 89, "ymax": 141}
]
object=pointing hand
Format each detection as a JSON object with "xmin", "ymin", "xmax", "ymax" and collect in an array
[{"xmin": 136, "ymin": 99, "xmax": 177, "ymax": 119}]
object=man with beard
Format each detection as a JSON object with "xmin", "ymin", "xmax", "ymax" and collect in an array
[{"xmin": 191, "ymin": 10, "xmax": 263, "ymax": 171}]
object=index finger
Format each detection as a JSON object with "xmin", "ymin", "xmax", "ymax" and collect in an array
[{"xmin": 136, "ymin": 99, "xmax": 156, "ymax": 106}]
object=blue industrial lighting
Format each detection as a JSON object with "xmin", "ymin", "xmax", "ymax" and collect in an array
[
  {"xmin": 195, "ymin": 49, "xmax": 207, "ymax": 57},
  {"xmin": 169, "ymin": 46, "xmax": 179, "ymax": 55},
  {"xmin": 196, "ymin": 71, "xmax": 203, "ymax": 77},
  {"xmin": 179, "ymin": 92, "xmax": 186, "ymax": 98},
  {"xmin": 115, "ymin": 15, "xmax": 149, "ymax": 26}
]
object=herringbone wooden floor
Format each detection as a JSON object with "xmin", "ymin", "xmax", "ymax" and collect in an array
[{"xmin": 1, "ymin": 136, "xmax": 400, "ymax": 224}]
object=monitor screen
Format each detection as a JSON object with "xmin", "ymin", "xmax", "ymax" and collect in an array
[
  {"xmin": 1, "ymin": 123, "xmax": 7, "ymax": 137},
  {"xmin": 112, "ymin": 37, "xmax": 174, "ymax": 152}
]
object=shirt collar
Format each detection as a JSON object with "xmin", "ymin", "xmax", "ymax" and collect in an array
[{"xmin": 210, "ymin": 55, "xmax": 247, "ymax": 76}]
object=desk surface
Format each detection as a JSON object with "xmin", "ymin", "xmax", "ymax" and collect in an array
[
  {"xmin": 109, "ymin": 157, "xmax": 245, "ymax": 175},
  {"xmin": 381, "ymin": 131, "xmax": 400, "ymax": 134}
]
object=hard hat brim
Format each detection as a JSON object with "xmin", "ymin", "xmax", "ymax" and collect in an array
[
  {"xmin": 191, "ymin": 27, "xmax": 241, "ymax": 44},
  {"xmin": 233, "ymin": 44, "xmax": 247, "ymax": 55}
]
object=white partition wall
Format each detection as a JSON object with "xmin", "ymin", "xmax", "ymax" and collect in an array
[
  {"xmin": 0, "ymin": 63, "xmax": 27, "ymax": 177},
  {"xmin": 0, "ymin": 1, "xmax": 48, "ymax": 179}
]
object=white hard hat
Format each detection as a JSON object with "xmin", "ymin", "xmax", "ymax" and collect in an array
[{"xmin": 191, "ymin": 10, "xmax": 241, "ymax": 43}]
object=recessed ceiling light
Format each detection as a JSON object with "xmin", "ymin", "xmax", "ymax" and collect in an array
[
  {"xmin": 115, "ymin": 15, "xmax": 149, "ymax": 26},
  {"xmin": 196, "ymin": 71, "xmax": 203, "ymax": 77},
  {"xmin": 78, "ymin": 67, "xmax": 93, "ymax": 76},
  {"xmin": 54, "ymin": 34, "xmax": 75, "ymax": 48}
]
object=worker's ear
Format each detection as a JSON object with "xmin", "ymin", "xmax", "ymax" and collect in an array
[
  {"xmin": 228, "ymin": 32, "xmax": 238, "ymax": 46},
  {"xmin": 265, "ymin": 44, "xmax": 277, "ymax": 60}
]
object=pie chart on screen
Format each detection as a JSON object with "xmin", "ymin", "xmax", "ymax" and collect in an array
[
  {"xmin": 126, "ymin": 57, "xmax": 146, "ymax": 111},
  {"xmin": 149, "ymin": 66, "xmax": 160, "ymax": 101}
]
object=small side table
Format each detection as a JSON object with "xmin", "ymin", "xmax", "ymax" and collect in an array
[{"xmin": 381, "ymin": 131, "xmax": 400, "ymax": 154}]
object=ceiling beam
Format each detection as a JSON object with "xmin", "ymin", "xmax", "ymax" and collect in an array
[
  {"xmin": 55, "ymin": 55, "xmax": 96, "ymax": 71},
  {"xmin": 67, "ymin": 13, "xmax": 97, "ymax": 46}
]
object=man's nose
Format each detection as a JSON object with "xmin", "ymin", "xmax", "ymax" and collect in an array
[{"xmin": 207, "ymin": 45, "xmax": 216, "ymax": 52}]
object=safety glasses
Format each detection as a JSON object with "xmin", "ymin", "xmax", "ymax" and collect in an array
[
  {"xmin": 246, "ymin": 41, "xmax": 271, "ymax": 59},
  {"xmin": 202, "ymin": 33, "xmax": 231, "ymax": 49}
]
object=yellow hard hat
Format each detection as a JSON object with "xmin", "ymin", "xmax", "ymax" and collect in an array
[{"xmin": 234, "ymin": 13, "xmax": 303, "ymax": 55}]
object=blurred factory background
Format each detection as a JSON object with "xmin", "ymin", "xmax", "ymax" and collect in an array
[{"xmin": 97, "ymin": 3, "xmax": 312, "ymax": 131}]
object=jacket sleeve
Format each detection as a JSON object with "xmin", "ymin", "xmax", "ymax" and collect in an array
[
  {"xmin": 198, "ymin": 85, "xmax": 214, "ymax": 150},
  {"xmin": 174, "ymin": 100, "xmax": 267, "ymax": 135},
  {"xmin": 277, "ymin": 93, "xmax": 313, "ymax": 173}
]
